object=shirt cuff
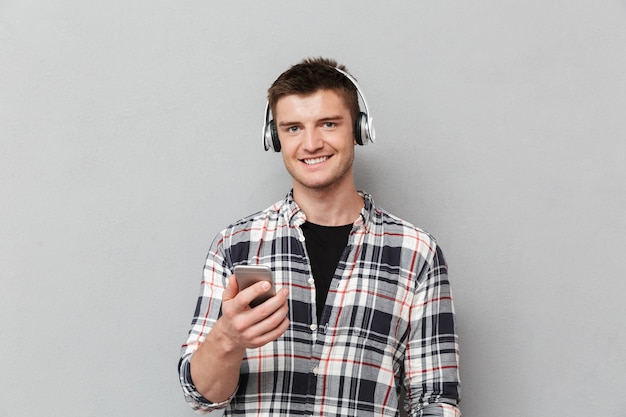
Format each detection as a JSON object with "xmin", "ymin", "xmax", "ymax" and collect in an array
[{"xmin": 179, "ymin": 356, "xmax": 237, "ymax": 412}]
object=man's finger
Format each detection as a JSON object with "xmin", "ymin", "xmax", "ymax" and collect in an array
[{"xmin": 223, "ymin": 275, "xmax": 239, "ymax": 302}]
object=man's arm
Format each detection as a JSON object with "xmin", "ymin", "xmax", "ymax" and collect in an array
[{"xmin": 405, "ymin": 244, "xmax": 461, "ymax": 417}]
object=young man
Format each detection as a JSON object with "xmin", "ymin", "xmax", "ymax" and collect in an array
[{"xmin": 179, "ymin": 57, "xmax": 461, "ymax": 416}]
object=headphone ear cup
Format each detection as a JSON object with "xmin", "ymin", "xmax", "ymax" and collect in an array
[
  {"xmin": 354, "ymin": 112, "xmax": 368, "ymax": 146},
  {"xmin": 264, "ymin": 121, "xmax": 272, "ymax": 151},
  {"xmin": 264, "ymin": 120, "xmax": 280, "ymax": 151},
  {"xmin": 269, "ymin": 120, "xmax": 281, "ymax": 152}
]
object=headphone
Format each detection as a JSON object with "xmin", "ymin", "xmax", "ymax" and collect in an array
[{"xmin": 262, "ymin": 67, "xmax": 375, "ymax": 152}]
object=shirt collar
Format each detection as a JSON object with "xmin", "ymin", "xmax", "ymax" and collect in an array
[{"xmin": 281, "ymin": 190, "xmax": 375, "ymax": 229}]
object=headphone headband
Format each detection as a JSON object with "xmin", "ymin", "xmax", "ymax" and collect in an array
[
  {"xmin": 263, "ymin": 66, "xmax": 375, "ymax": 152},
  {"xmin": 332, "ymin": 67, "xmax": 372, "ymax": 124}
]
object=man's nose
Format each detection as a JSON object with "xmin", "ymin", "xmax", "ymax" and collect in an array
[{"xmin": 302, "ymin": 128, "xmax": 323, "ymax": 151}]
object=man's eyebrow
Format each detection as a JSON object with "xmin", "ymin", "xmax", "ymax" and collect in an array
[
  {"xmin": 277, "ymin": 120, "xmax": 299, "ymax": 127},
  {"xmin": 319, "ymin": 115, "xmax": 344, "ymax": 122},
  {"xmin": 278, "ymin": 115, "xmax": 345, "ymax": 127}
]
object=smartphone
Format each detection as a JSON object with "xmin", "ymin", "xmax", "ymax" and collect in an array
[{"xmin": 233, "ymin": 265, "xmax": 276, "ymax": 307}]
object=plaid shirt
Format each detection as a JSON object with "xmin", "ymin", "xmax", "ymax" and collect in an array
[{"xmin": 179, "ymin": 192, "xmax": 461, "ymax": 416}]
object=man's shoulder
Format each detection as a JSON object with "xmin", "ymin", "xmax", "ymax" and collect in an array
[
  {"xmin": 370, "ymin": 203, "xmax": 433, "ymax": 236},
  {"xmin": 366, "ymin": 201, "xmax": 439, "ymax": 252}
]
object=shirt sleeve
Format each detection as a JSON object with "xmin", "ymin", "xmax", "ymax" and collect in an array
[
  {"xmin": 405, "ymin": 244, "xmax": 461, "ymax": 417},
  {"xmin": 178, "ymin": 232, "xmax": 234, "ymax": 413}
]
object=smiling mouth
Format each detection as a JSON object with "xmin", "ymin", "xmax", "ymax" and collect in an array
[{"xmin": 302, "ymin": 156, "xmax": 329, "ymax": 165}]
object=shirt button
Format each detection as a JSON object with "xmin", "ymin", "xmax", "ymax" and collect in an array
[
  {"xmin": 310, "ymin": 324, "xmax": 317, "ymax": 331},
  {"xmin": 299, "ymin": 235, "xmax": 305, "ymax": 242},
  {"xmin": 312, "ymin": 366, "xmax": 319, "ymax": 375},
  {"xmin": 308, "ymin": 277, "xmax": 315, "ymax": 285}
]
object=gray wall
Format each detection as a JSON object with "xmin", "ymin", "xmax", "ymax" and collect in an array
[{"xmin": 2, "ymin": 1, "xmax": 625, "ymax": 416}]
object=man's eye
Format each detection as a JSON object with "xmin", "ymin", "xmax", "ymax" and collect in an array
[
  {"xmin": 323, "ymin": 122, "xmax": 336, "ymax": 128},
  {"xmin": 287, "ymin": 126, "xmax": 299, "ymax": 133}
]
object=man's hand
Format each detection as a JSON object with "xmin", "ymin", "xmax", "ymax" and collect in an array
[{"xmin": 216, "ymin": 274, "xmax": 290, "ymax": 350}]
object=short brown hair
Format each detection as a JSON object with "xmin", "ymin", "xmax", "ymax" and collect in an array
[{"xmin": 267, "ymin": 57, "xmax": 360, "ymax": 125}]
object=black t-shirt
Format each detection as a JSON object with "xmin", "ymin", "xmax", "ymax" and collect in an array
[{"xmin": 301, "ymin": 221, "xmax": 352, "ymax": 322}]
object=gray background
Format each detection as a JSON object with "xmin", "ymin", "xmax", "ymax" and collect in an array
[{"xmin": 2, "ymin": 1, "xmax": 625, "ymax": 416}]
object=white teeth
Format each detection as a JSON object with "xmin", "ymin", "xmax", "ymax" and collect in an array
[{"xmin": 303, "ymin": 157, "xmax": 328, "ymax": 165}]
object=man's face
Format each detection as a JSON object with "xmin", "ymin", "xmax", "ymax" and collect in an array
[{"xmin": 274, "ymin": 89, "xmax": 356, "ymax": 195}]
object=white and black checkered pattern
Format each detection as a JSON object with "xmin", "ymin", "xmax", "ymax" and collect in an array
[{"xmin": 179, "ymin": 192, "xmax": 460, "ymax": 416}]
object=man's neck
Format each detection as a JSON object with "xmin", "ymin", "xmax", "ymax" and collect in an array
[{"xmin": 292, "ymin": 184, "xmax": 364, "ymax": 226}]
